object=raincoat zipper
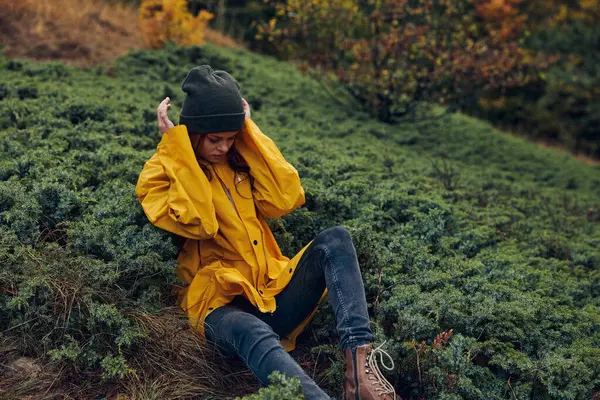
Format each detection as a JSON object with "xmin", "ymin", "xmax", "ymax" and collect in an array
[
  {"xmin": 213, "ymin": 167, "xmax": 242, "ymax": 220},
  {"xmin": 213, "ymin": 166, "xmax": 268, "ymax": 302}
]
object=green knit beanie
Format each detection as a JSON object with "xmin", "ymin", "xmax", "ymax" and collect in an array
[{"xmin": 179, "ymin": 65, "xmax": 245, "ymax": 134}]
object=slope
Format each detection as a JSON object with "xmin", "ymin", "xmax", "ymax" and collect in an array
[{"xmin": 0, "ymin": 44, "xmax": 599, "ymax": 399}]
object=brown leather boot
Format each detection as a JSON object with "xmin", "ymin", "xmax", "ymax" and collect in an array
[{"xmin": 344, "ymin": 343, "xmax": 397, "ymax": 400}]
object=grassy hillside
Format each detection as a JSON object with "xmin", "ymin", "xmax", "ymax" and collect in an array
[{"xmin": 1, "ymin": 43, "xmax": 599, "ymax": 399}]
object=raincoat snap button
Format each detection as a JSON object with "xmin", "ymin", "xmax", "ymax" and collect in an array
[
  {"xmin": 253, "ymin": 240, "xmax": 258, "ymax": 245},
  {"xmin": 209, "ymin": 307, "xmax": 213, "ymax": 310},
  {"xmin": 259, "ymin": 290, "xmax": 263, "ymax": 294},
  {"xmin": 289, "ymin": 268, "xmax": 292, "ymax": 273}
]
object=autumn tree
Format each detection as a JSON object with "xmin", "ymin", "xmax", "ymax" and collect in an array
[
  {"xmin": 139, "ymin": 0, "xmax": 214, "ymax": 49},
  {"xmin": 255, "ymin": 0, "xmax": 550, "ymax": 122}
]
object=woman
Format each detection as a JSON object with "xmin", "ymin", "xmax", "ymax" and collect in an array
[{"xmin": 135, "ymin": 65, "xmax": 397, "ymax": 400}]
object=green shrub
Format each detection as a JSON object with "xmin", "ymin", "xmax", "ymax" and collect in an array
[{"xmin": 236, "ymin": 371, "xmax": 304, "ymax": 400}]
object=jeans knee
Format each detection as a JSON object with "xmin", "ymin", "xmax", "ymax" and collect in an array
[
  {"xmin": 315, "ymin": 226, "xmax": 353, "ymax": 250},
  {"xmin": 233, "ymin": 315, "xmax": 279, "ymax": 357},
  {"xmin": 205, "ymin": 308, "xmax": 278, "ymax": 360}
]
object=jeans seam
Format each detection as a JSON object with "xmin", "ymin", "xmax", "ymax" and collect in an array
[{"xmin": 321, "ymin": 243, "xmax": 353, "ymax": 349}]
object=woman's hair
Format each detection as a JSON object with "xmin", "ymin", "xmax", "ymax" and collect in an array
[{"xmin": 197, "ymin": 140, "xmax": 254, "ymax": 199}]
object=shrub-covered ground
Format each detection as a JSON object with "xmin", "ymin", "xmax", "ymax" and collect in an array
[{"xmin": 1, "ymin": 44, "xmax": 599, "ymax": 399}]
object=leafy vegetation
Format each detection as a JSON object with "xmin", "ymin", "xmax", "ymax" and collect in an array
[
  {"xmin": 1, "ymin": 43, "xmax": 599, "ymax": 399},
  {"xmin": 236, "ymin": 372, "xmax": 304, "ymax": 400}
]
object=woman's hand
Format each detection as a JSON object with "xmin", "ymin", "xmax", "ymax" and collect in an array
[
  {"xmin": 157, "ymin": 97, "xmax": 175, "ymax": 135},
  {"xmin": 242, "ymin": 98, "xmax": 251, "ymax": 120}
]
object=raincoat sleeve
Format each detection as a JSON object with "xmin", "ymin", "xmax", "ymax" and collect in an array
[
  {"xmin": 135, "ymin": 125, "xmax": 219, "ymax": 240},
  {"xmin": 235, "ymin": 119, "xmax": 305, "ymax": 218}
]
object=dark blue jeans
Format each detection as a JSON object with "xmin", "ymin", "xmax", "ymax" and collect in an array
[{"xmin": 204, "ymin": 226, "xmax": 373, "ymax": 399}]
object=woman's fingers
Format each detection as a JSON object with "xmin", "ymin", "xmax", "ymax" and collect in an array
[
  {"xmin": 157, "ymin": 97, "xmax": 172, "ymax": 134},
  {"xmin": 157, "ymin": 98, "xmax": 171, "ymax": 114},
  {"xmin": 157, "ymin": 97, "xmax": 170, "ymax": 111},
  {"xmin": 242, "ymin": 98, "xmax": 251, "ymax": 119},
  {"xmin": 161, "ymin": 113, "xmax": 169, "ymax": 126}
]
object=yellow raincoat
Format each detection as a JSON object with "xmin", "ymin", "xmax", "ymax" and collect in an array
[{"xmin": 135, "ymin": 119, "xmax": 326, "ymax": 351}]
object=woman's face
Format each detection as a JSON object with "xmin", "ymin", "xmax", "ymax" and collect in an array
[{"xmin": 190, "ymin": 131, "xmax": 238, "ymax": 163}]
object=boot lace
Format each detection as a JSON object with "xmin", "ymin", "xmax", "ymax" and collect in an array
[{"xmin": 365, "ymin": 341, "xmax": 395, "ymax": 397}]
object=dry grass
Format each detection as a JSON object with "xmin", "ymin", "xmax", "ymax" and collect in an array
[
  {"xmin": 0, "ymin": 308, "xmax": 258, "ymax": 400},
  {"xmin": 122, "ymin": 309, "xmax": 258, "ymax": 400},
  {"xmin": 0, "ymin": 334, "xmax": 73, "ymax": 400},
  {"xmin": 0, "ymin": 0, "xmax": 242, "ymax": 67},
  {"xmin": 204, "ymin": 28, "xmax": 243, "ymax": 50},
  {"xmin": 0, "ymin": 0, "xmax": 143, "ymax": 67}
]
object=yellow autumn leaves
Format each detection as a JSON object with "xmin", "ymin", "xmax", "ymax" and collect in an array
[{"xmin": 138, "ymin": 0, "xmax": 213, "ymax": 49}]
